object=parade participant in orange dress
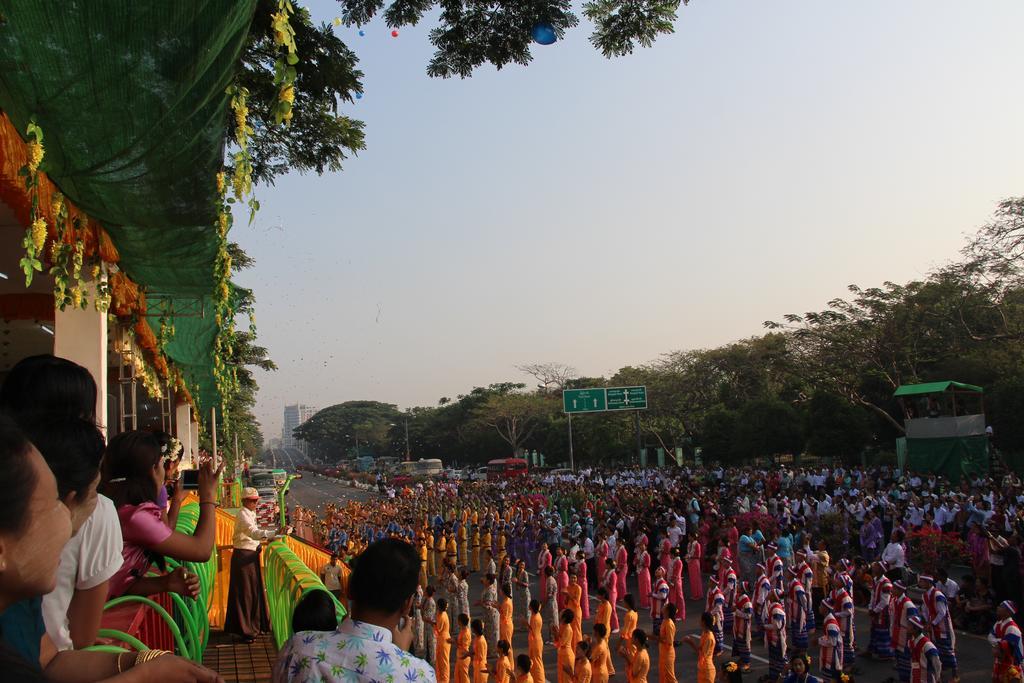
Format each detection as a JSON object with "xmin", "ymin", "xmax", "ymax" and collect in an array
[
  {"xmin": 574, "ymin": 640, "xmax": 593, "ymax": 683},
  {"xmin": 595, "ymin": 587, "xmax": 612, "ymax": 636},
  {"xmin": 683, "ymin": 612, "xmax": 717, "ymax": 683},
  {"xmin": 436, "ymin": 598, "xmax": 452, "ymax": 683},
  {"xmin": 527, "ymin": 600, "xmax": 546, "ymax": 683},
  {"xmin": 493, "ymin": 640, "xmax": 513, "ymax": 683},
  {"xmin": 564, "ymin": 573, "xmax": 583, "ymax": 649},
  {"xmin": 621, "ymin": 594, "xmax": 639, "ymax": 645},
  {"xmin": 558, "ymin": 609, "xmax": 577, "ymax": 683},
  {"xmin": 515, "ymin": 654, "xmax": 533, "ymax": 683},
  {"xmin": 499, "ymin": 584, "xmax": 515, "ymax": 657},
  {"xmin": 622, "ymin": 630, "xmax": 650, "ymax": 683},
  {"xmin": 456, "ymin": 614, "xmax": 472, "ymax": 683},
  {"xmin": 658, "ymin": 603, "xmax": 678, "ymax": 683},
  {"xmin": 590, "ymin": 623, "xmax": 616, "ymax": 683},
  {"xmin": 471, "ymin": 618, "xmax": 489, "ymax": 683}
]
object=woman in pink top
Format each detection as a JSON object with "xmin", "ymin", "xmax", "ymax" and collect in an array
[{"xmin": 100, "ymin": 431, "xmax": 222, "ymax": 598}]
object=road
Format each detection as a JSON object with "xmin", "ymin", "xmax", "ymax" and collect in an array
[{"xmin": 288, "ymin": 477, "xmax": 995, "ymax": 682}]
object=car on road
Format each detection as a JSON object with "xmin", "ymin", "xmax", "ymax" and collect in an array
[{"xmin": 469, "ymin": 466, "xmax": 488, "ymax": 481}]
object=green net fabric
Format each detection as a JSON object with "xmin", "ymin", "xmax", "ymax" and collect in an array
[{"xmin": 0, "ymin": 1, "xmax": 258, "ymax": 412}]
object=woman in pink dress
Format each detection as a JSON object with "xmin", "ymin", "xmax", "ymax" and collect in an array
[
  {"xmin": 596, "ymin": 535, "xmax": 608, "ymax": 586},
  {"xmin": 685, "ymin": 537, "xmax": 703, "ymax": 601},
  {"xmin": 636, "ymin": 545, "xmax": 652, "ymax": 609},
  {"xmin": 603, "ymin": 560, "xmax": 619, "ymax": 632},
  {"xmin": 555, "ymin": 549, "xmax": 570, "ymax": 610},
  {"xmin": 659, "ymin": 536, "xmax": 672, "ymax": 575},
  {"xmin": 537, "ymin": 543, "xmax": 552, "ymax": 604},
  {"xmin": 669, "ymin": 548, "xmax": 686, "ymax": 621},
  {"xmin": 615, "ymin": 543, "xmax": 628, "ymax": 603}
]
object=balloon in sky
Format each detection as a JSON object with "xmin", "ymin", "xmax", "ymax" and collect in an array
[
  {"xmin": 391, "ymin": 29, "xmax": 399, "ymax": 38},
  {"xmin": 355, "ymin": 93, "xmax": 363, "ymax": 100},
  {"xmin": 531, "ymin": 22, "xmax": 557, "ymax": 45},
  {"xmin": 358, "ymin": 29, "xmax": 365, "ymax": 37}
]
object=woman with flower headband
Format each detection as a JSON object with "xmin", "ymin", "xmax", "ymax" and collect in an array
[{"xmin": 778, "ymin": 652, "xmax": 821, "ymax": 683}]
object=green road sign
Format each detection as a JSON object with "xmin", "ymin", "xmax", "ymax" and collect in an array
[
  {"xmin": 563, "ymin": 388, "xmax": 607, "ymax": 413},
  {"xmin": 606, "ymin": 386, "xmax": 648, "ymax": 411}
]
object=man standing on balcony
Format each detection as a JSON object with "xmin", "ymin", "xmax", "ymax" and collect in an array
[{"xmin": 226, "ymin": 486, "xmax": 280, "ymax": 643}]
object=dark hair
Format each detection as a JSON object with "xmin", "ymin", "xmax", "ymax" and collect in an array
[
  {"xmin": 700, "ymin": 611, "xmax": 714, "ymax": 630},
  {"xmin": 348, "ymin": 538, "xmax": 420, "ymax": 614},
  {"xmin": 631, "ymin": 629, "xmax": 647, "ymax": 647},
  {"xmin": 529, "ymin": 599, "xmax": 540, "ymax": 613},
  {"xmin": 593, "ymin": 623, "xmax": 607, "ymax": 638},
  {"xmin": 623, "ymin": 593, "xmax": 635, "ymax": 611},
  {"xmin": 515, "ymin": 654, "xmax": 532, "ymax": 673},
  {"xmin": 597, "ymin": 587, "xmax": 608, "ymax": 600},
  {"xmin": 0, "ymin": 354, "xmax": 96, "ymax": 421},
  {"xmin": 425, "ymin": 585, "xmax": 435, "ymax": 597},
  {"xmin": 99, "ymin": 431, "xmax": 163, "ymax": 507},
  {"xmin": 665, "ymin": 603, "xmax": 677, "ymax": 619},
  {"xmin": 577, "ymin": 639, "xmax": 590, "ymax": 655},
  {"xmin": 560, "ymin": 608, "xmax": 574, "ymax": 624},
  {"xmin": 292, "ymin": 589, "xmax": 338, "ymax": 632},
  {"xmin": 0, "ymin": 415, "xmax": 38, "ymax": 535},
  {"xmin": 458, "ymin": 613, "xmax": 470, "ymax": 626},
  {"xmin": 437, "ymin": 598, "xmax": 448, "ymax": 612},
  {"xmin": 497, "ymin": 639, "xmax": 510, "ymax": 655},
  {"xmin": 17, "ymin": 414, "xmax": 103, "ymax": 500},
  {"xmin": 471, "ymin": 618, "xmax": 484, "ymax": 636}
]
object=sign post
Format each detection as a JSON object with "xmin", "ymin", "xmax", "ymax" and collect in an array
[{"xmin": 562, "ymin": 386, "xmax": 649, "ymax": 467}]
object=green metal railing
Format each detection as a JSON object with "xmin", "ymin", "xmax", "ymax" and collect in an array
[{"xmin": 263, "ymin": 539, "xmax": 346, "ymax": 649}]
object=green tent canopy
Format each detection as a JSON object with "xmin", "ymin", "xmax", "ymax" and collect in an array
[
  {"xmin": 0, "ymin": 1, "xmax": 258, "ymax": 414},
  {"xmin": 893, "ymin": 381, "xmax": 984, "ymax": 397}
]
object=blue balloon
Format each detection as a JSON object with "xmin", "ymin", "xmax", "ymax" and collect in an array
[
  {"xmin": 358, "ymin": 29, "xmax": 365, "ymax": 37},
  {"xmin": 355, "ymin": 92, "xmax": 363, "ymax": 100},
  {"xmin": 532, "ymin": 22, "xmax": 557, "ymax": 46}
]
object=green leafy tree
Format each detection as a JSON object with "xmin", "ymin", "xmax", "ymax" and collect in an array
[
  {"xmin": 804, "ymin": 392, "xmax": 871, "ymax": 466},
  {"xmin": 732, "ymin": 399, "xmax": 804, "ymax": 464},
  {"xmin": 698, "ymin": 407, "xmax": 739, "ymax": 465},
  {"xmin": 473, "ymin": 390, "xmax": 555, "ymax": 457},
  {"xmin": 238, "ymin": 1, "xmax": 690, "ymax": 185},
  {"xmin": 294, "ymin": 400, "xmax": 402, "ymax": 459}
]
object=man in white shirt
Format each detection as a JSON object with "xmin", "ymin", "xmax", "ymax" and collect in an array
[{"xmin": 226, "ymin": 487, "xmax": 280, "ymax": 642}]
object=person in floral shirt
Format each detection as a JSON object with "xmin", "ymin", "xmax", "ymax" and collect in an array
[{"xmin": 275, "ymin": 538, "xmax": 436, "ymax": 683}]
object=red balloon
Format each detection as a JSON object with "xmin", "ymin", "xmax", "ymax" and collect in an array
[{"xmin": 391, "ymin": 29, "xmax": 399, "ymax": 37}]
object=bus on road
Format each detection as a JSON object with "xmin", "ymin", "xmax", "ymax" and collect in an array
[
  {"xmin": 486, "ymin": 458, "xmax": 528, "ymax": 481},
  {"xmin": 415, "ymin": 458, "xmax": 443, "ymax": 477}
]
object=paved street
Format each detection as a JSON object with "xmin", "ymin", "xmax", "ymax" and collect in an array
[{"xmin": 288, "ymin": 477, "xmax": 995, "ymax": 682}]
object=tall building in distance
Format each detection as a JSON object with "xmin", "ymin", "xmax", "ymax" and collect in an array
[{"xmin": 282, "ymin": 404, "xmax": 317, "ymax": 455}]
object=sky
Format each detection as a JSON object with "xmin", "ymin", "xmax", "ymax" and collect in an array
[{"xmin": 235, "ymin": 1, "xmax": 1024, "ymax": 441}]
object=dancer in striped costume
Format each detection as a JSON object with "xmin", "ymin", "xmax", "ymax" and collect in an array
[
  {"xmin": 731, "ymin": 582, "xmax": 753, "ymax": 672},
  {"xmin": 721, "ymin": 559, "xmax": 737, "ymax": 635},
  {"xmin": 990, "ymin": 601, "xmax": 1023, "ymax": 683},
  {"xmin": 890, "ymin": 580, "xmax": 918, "ymax": 683},
  {"xmin": 917, "ymin": 575, "xmax": 957, "ymax": 682},
  {"xmin": 706, "ymin": 577, "xmax": 726, "ymax": 655},
  {"xmin": 786, "ymin": 571, "xmax": 809, "ymax": 653},
  {"xmin": 830, "ymin": 574, "xmax": 856, "ymax": 672},
  {"xmin": 753, "ymin": 564, "xmax": 771, "ymax": 644},
  {"xmin": 906, "ymin": 616, "xmax": 942, "ymax": 683},
  {"xmin": 764, "ymin": 590, "xmax": 789, "ymax": 680},
  {"xmin": 794, "ymin": 550, "xmax": 816, "ymax": 632},
  {"xmin": 867, "ymin": 561, "xmax": 893, "ymax": 660},
  {"xmin": 817, "ymin": 599, "xmax": 843, "ymax": 682}
]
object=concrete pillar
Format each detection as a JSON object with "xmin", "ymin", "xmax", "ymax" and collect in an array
[
  {"xmin": 53, "ymin": 282, "xmax": 107, "ymax": 435},
  {"xmin": 175, "ymin": 403, "xmax": 193, "ymax": 467},
  {"xmin": 190, "ymin": 419, "xmax": 199, "ymax": 461}
]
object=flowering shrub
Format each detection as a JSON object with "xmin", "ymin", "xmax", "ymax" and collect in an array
[
  {"xmin": 907, "ymin": 527, "xmax": 967, "ymax": 577},
  {"xmin": 734, "ymin": 512, "xmax": 780, "ymax": 540}
]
